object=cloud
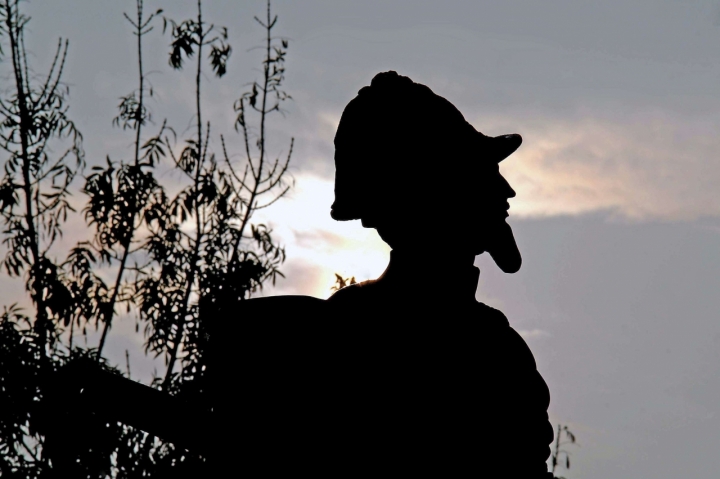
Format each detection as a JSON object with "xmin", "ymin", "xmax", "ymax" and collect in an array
[
  {"xmin": 255, "ymin": 174, "xmax": 391, "ymax": 298},
  {"xmin": 289, "ymin": 105, "xmax": 720, "ymax": 223},
  {"xmin": 292, "ymin": 228, "xmax": 347, "ymax": 250},
  {"xmin": 455, "ymin": 108, "xmax": 720, "ymax": 221}
]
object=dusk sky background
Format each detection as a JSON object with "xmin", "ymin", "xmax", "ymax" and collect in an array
[{"xmin": 5, "ymin": 1, "xmax": 720, "ymax": 477}]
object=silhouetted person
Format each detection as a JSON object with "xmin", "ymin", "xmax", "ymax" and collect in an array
[
  {"xmin": 219, "ymin": 71, "xmax": 554, "ymax": 476},
  {"xmin": 42, "ymin": 71, "xmax": 554, "ymax": 478},
  {"xmin": 321, "ymin": 71, "xmax": 554, "ymax": 476}
]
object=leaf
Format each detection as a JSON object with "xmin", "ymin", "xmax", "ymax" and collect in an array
[
  {"xmin": 249, "ymin": 83, "xmax": 258, "ymax": 108},
  {"xmin": 209, "ymin": 43, "xmax": 231, "ymax": 78}
]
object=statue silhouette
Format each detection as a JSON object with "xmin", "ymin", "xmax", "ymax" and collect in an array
[
  {"xmin": 42, "ymin": 71, "xmax": 554, "ymax": 478},
  {"xmin": 324, "ymin": 71, "xmax": 553, "ymax": 476}
]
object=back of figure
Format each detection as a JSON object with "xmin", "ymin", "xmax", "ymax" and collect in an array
[
  {"xmin": 327, "ymin": 278, "xmax": 553, "ymax": 476},
  {"xmin": 213, "ymin": 288, "xmax": 552, "ymax": 477}
]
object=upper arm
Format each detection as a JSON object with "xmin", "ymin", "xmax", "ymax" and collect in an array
[
  {"xmin": 488, "ymin": 317, "xmax": 553, "ymax": 468},
  {"xmin": 505, "ymin": 326, "xmax": 538, "ymax": 370}
]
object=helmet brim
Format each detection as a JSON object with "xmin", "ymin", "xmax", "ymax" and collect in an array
[{"xmin": 478, "ymin": 133, "xmax": 522, "ymax": 163}]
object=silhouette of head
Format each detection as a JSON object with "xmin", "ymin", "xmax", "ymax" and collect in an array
[{"xmin": 331, "ymin": 71, "xmax": 522, "ymax": 273}]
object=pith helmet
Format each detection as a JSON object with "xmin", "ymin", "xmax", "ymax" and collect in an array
[{"xmin": 331, "ymin": 71, "xmax": 521, "ymax": 222}]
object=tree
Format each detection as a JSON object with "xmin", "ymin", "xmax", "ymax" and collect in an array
[
  {"xmin": 0, "ymin": 0, "xmax": 296, "ymax": 476},
  {"xmin": 0, "ymin": 0, "xmax": 83, "ymax": 476},
  {"xmin": 0, "ymin": 0, "xmax": 83, "ymax": 352},
  {"xmin": 550, "ymin": 424, "xmax": 578, "ymax": 479},
  {"xmin": 71, "ymin": 2, "xmax": 171, "ymax": 475},
  {"xmin": 136, "ymin": 0, "xmax": 291, "ymax": 392},
  {"xmin": 113, "ymin": 0, "xmax": 294, "ymax": 472},
  {"xmin": 81, "ymin": 0, "xmax": 167, "ymax": 360}
]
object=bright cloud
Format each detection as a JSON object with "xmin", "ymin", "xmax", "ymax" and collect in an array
[
  {"xmin": 484, "ymin": 111, "xmax": 720, "ymax": 220},
  {"xmin": 254, "ymin": 174, "xmax": 391, "ymax": 298}
]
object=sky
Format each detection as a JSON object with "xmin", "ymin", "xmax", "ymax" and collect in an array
[{"xmin": 8, "ymin": 1, "xmax": 720, "ymax": 477}]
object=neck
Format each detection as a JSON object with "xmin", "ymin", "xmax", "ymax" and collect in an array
[{"xmin": 378, "ymin": 249, "xmax": 480, "ymax": 299}]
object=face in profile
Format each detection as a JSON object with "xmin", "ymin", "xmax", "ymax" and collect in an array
[
  {"xmin": 331, "ymin": 72, "xmax": 523, "ymax": 272},
  {"xmin": 367, "ymin": 159, "xmax": 522, "ymax": 273},
  {"xmin": 467, "ymin": 162, "xmax": 522, "ymax": 273}
]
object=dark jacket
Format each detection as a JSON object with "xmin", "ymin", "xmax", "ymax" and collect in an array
[{"xmin": 212, "ymin": 280, "xmax": 554, "ymax": 477}]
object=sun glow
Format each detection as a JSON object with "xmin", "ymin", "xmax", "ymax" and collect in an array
[{"xmin": 256, "ymin": 174, "xmax": 391, "ymax": 298}]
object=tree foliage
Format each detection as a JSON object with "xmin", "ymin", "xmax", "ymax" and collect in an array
[
  {"xmin": 331, "ymin": 273, "xmax": 357, "ymax": 292},
  {"xmin": 81, "ymin": 0, "xmax": 166, "ymax": 359},
  {"xmin": 0, "ymin": 0, "xmax": 294, "ymax": 476},
  {"xmin": 0, "ymin": 1, "xmax": 84, "ymax": 476}
]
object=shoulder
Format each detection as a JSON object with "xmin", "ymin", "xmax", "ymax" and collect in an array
[
  {"xmin": 228, "ymin": 295, "xmax": 327, "ymax": 321},
  {"xmin": 473, "ymin": 301, "xmax": 510, "ymax": 328},
  {"xmin": 475, "ymin": 302, "xmax": 537, "ymax": 370},
  {"xmin": 327, "ymin": 280, "xmax": 379, "ymax": 305}
]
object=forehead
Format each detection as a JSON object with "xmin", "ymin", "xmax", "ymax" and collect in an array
[{"xmin": 473, "ymin": 160, "xmax": 500, "ymax": 175}]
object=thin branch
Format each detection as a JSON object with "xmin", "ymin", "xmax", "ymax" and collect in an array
[
  {"xmin": 37, "ymin": 40, "xmax": 69, "ymax": 113},
  {"xmin": 253, "ymin": 186, "xmax": 290, "ymax": 210},
  {"xmin": 34, "ymin": 38, "xmax": 63, "ymax": 108}
]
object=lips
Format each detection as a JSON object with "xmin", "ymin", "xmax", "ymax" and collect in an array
[
  {"xmin": 481, "ymin": 202, "xmax": 511, "ymax": 221},
  {"xmin": 500, "ymin": 202, "xmax": 510, "ymax": 218},
  {"xmin": 489, "ymin": 209, "xmax": 509, "ymax": 221}
]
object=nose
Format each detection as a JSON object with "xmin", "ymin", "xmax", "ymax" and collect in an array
[{"xmin": 500, "ymin": 173, "xmax": 516, "ymax": 199}]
